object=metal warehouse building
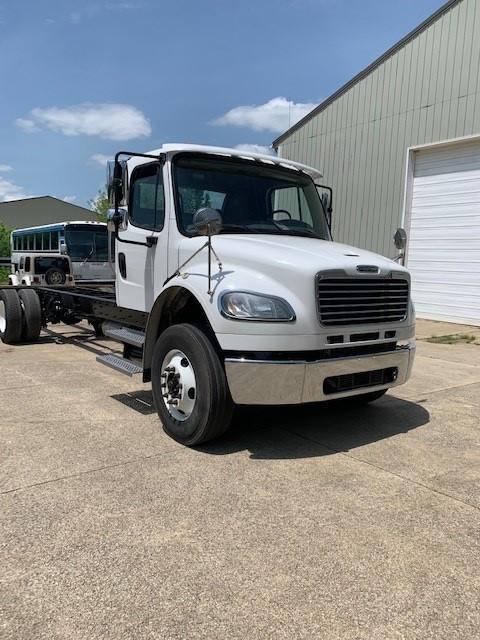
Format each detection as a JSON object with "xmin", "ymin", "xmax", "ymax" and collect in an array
[{"xmin": 274, "ymin": 0, "xmax": 480, "ymax": 325}]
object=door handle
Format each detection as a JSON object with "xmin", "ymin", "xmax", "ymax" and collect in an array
[{"xmin": 118, "ymin": 252, "xmax": 127, "ymax": 278}]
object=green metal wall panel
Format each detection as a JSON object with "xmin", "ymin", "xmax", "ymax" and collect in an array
[{"xmin": 276, "ymin": 0, "xmax": 480, "ymax": 257}]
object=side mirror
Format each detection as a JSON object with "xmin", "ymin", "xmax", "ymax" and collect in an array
[
  {"xmin": 60, "ymin": 242, "xmax": 67, "ymax": 255},
  {"xmin": 193, "ymin": 208, "xmax": 223, "ymax": 236},
  {"xmin": 316, "ymin": 184, "xmax": 333, "ymax": 229},
  {"xmin": 107, "ymin": 160, "xmax": 128, "ymax": 206},
  {"xmin": 107, "ymin": 207, "xmax": 127, "ymax": 233},
  {"xmin": 394, "ymin": 227, "xmax": 407, "ymax": 251}
]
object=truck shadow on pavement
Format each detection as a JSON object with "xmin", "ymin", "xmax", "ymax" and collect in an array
[
  {"xmin": 41, "ymin": 326, "xmax": 430, "ymax": 460},
  {"xmin": 200, "ymin": 396, "xmax": 430, "ymax": 460}
]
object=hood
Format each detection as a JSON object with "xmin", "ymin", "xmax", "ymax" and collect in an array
[{"xmin": 195, "ymin": 234, "xmax": 405, "ymax": 277}]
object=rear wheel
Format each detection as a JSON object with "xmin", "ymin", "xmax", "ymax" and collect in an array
[
  {"xmin": 152, "ymin": 323, "xmax": 233, "ymax": 446},
  {"xmin": 45, "ymin": 267, "xmax": 66, "ymax": 285},
  {"xmin": 18, "ymin": 289, "xmax": 42, "ymax": 341},
  {"xmin": 0, "ymin": 289, "xmax": 23, "ymax": 344}
]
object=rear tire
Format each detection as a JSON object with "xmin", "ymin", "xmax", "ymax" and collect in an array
[
  {"xmin": 0, "ymin": 289, "xmax": 23, "ymax": 344},
  {"xmin": 152, "ymin": 323, "xmax": 233, "ymax": 446},
  {"xmin": 45, "ymin": 267, "xmax": 66, "ymax": 285},
  {"xmin": 18, "ymin": 289, "xmax": 42, "ymax": 341}
]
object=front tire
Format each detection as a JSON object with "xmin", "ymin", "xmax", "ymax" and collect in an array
[
  {"xmin": 0, "ymin": 289, "xmax": 23, "ymax": 344},
  {"xmin": 152, "ymin": 323, "xmax": 233, "ymax": 446}
]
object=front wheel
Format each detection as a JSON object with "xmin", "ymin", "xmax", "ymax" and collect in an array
[{"xmin": 152, "ymin": 323, "xmax": 233, "ymax": 446}]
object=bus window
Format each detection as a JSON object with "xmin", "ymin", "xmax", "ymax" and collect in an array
[
  {"xmin": 94, "ymin": 232, "xmax": 109, "ymax": 261},
  {"xmin": 65, "ymin": 227, "xmax": 109, "ymax": 261},
  {"xmin": 34, "ymin": 234, "xmax": 42, "ymax": 251},
  {"xmin": 42, "ymin": 232, "xmax": 50, "ymax": 250},
  {"xmin": 51, "ymin": 232, "xmax": 59, "ymax": 250},
  {"xmin": 28, "ymin": 235, "xmax": 34, "ymax": 250}
]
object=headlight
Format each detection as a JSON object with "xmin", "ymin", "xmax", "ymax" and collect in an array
[{"xmin": 220, "ymin": 291, "xmax": 295, "ymax": 322}]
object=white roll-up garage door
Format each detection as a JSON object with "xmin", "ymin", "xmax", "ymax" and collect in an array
[{"xmin": 406, "ymin": 139, "xmax": 480, "ymax": 326}]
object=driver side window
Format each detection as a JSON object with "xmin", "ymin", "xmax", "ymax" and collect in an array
[
  {"xmin": 270, "ymin": 186, "xmax": 313, "ymax": 226},
  {"xmin": 129, "ymin": 163, "xmax": 165, "ymax": 230}
]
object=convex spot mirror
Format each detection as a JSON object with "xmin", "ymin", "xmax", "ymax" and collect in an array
[
  {"xmin": 193, "ymin": 208, "xmax": 223, "ymax": 236},
  {"xmin": 394, "ymin": 227, "xmax": 407, "ymax": 250}
]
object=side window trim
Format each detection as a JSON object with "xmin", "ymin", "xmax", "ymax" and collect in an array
[{"xmin": 128, "ymin": 162, "xmax": 165, "ymax": 232}]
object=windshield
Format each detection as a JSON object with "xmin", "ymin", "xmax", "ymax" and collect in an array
[
  {"xmin": 173, "ymin": 155, "xmax": 331, "ymax": 240},
  {"xmin": 65, "ymin": 226, "xmax": 109, "ymax": 262}
]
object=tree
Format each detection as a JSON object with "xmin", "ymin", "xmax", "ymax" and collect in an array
[
  {"xmin": 89, "ymin": 189, "xmax": 110, "ymax": 222},
  {"xmin": 0, "ymin": 222, "xmax": 11, "ymax": 283}
]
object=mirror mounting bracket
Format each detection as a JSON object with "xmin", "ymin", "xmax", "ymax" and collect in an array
[{"xmin": 163, "ymin": 209, "xmax": 223, "ymax": 295}]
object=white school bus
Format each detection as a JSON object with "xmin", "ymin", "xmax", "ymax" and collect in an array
[{"xmin": 9, "ymin": 221, "xmax": 114, "ymax": 285}]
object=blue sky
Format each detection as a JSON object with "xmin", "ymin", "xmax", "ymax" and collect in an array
[{"xmin": 0, "ymin": 0, "xmax": 446, "ymax": 207}]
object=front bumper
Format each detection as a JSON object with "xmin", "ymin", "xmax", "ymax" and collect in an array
[{"xmin": 225, "ymin": 342, "xmax": 415, "ymax": 405}]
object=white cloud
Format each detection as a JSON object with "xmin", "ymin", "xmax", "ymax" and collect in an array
[
  {"xmin": 213, "ymin": 97, "xmax": 316, "ymax": 133},
  {"xmin": 90, "ymin": 153, "xmax": 113, "ymax": 166},
  {"xmin": 15, "ymin": 118, "xmax": 40, "ymax": 133},
  {"xmin": 63, "ymin": 195, "xmax": 77, "ymax": 203},
  {"xmin": 0, "ymin": 164, "xmax": 13, "ymax": 173},
  {"xmin": 0, "ymin": 176, "xmax": 31, "ymax": 202},
  {"xmin": 234, "ymin": 144, "xmax": 276, "ymax": 156},
  {"xmin": 15, "ymin": 103, "xmax": 151, "ymax": 140}
]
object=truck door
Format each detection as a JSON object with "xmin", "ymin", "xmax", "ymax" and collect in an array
[{"xmin": 116, "ymin": 162, "xmax": 168, "ymax": 312}]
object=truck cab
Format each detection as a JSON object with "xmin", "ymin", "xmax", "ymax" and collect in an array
[
  {"xmin": 0, "ymin": 143, "xmax": 414, "ymax": 447},
  {"xmin": 105, "ymin": 143, "xmax": 415, "ymax": 444}
]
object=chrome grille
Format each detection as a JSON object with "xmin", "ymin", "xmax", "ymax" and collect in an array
[{"xmin": 316, "ymin": 277, "xmax": 409, "ymax": 326}]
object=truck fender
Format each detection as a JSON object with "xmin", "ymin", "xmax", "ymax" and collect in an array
[{"xmin": 143, "ymin": 286, "xmax": 216, "ymax": 383}]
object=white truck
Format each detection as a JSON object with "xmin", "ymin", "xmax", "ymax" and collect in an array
[{"xmin": 0, "ymin": 144, "xmax": 415, "ymax": 446}]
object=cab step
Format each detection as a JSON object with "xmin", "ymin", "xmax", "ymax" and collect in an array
[
  {"xmin": 102, "ymin": 322, "xmax": 145, "ymax": 348},
  {"xmin": 96, "ymin": 353, "xmax": 143, "ymax": 377}
]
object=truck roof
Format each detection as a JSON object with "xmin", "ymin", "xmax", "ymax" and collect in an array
[
  {"xmin": 11, "ymin": 221, "xmax": 106, "ymax": 234},
  {"xmin": 140, "ymin": 143, "xmax": 323, "ymax": 180}
]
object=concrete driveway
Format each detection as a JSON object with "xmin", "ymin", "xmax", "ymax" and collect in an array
[{"xmin": 1, "ymin": 320, "xmax": 479, "ymax": 639}]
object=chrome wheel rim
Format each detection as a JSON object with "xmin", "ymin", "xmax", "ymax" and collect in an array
[
  {"xmin": 0, "ymin": 300, "xmax": 6, "ymax": 334},
  {"xmin": 160, "ymin": 349, "xmax": 197, "ymax": 421}
]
